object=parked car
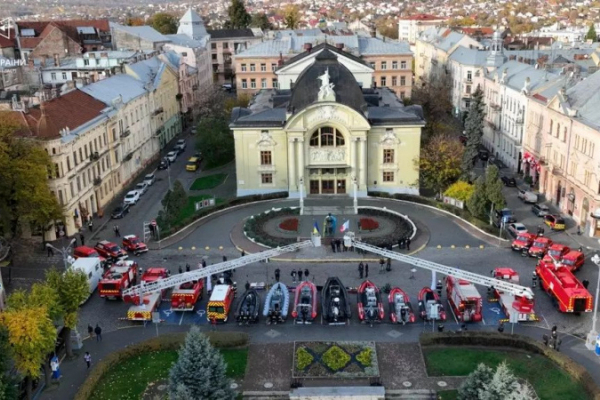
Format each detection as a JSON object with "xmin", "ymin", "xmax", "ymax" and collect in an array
[
  {"xmin": 111, "ymin": 203, "xmax": 130, "ymax": 219},
  {"xmin": 544, "ymin": 215, "xmax": 566, "ymax": 231},
  {"xmin": 135, "ymin": 182, "xmax": 148, "ymax": 195},
  {"xmin": 94, "ymin": 240, "xmax": 128, "ymax": 260},
  {"xmin": 176, "ymin": 139, "xmax": 186, "ymax": 151},
  {"xmin": 493, "ymin": 208, "xmax": 516, "ymax": 227},
  {"xmin": 222, "ymin": 84, "xmax": 232, "ymax": 92},
  {"xmin": 500, "ymin": 176, "xmax": 517, "ymax": 187},
  {"xmin": 478, "ymin": 149, "xmax": 489, "ymax": 161},
  {"xmin": 166, "ymin": 151, "xmax": 178, "ymax": 163},
  {"xmin": 174, "ymin": 145, "xmax": 185, "ymax": 155},
  {"xmin": 194, "ymin": 151, "xmax": 204, "ymax": 162},
  {"xmin": 124, "ymin": 190, "xmax": 140, "ymax": 205},
  {"xmin": 517, "ymin": 189, "xmax": 538, "ymax": 203},
  {"xmin": 158, "ymin": 158, "xmax": 170, "ymax": 170},
  {"xmin": 531, "ymin": 204, "xmax": 550, "ymax": 217},
  {"xmin": 186, "ymin": 157, "xmax": 201, "ymax": 172},
  {"xmin": 507, "ymin": 222, "xmax": 528, "ymax": 238},
  {"xmin": 144, "ymin": 173, "xmax": 156, "ymax": 186}
]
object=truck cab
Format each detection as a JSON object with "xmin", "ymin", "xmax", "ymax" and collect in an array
[
  {"xmin": 561, "ymin": 251, "xmax": 585, "ymax": 272},
  {"xmin": 511, "ymin": 232, "xmax": 537, "ymax": 251},
  {"xmin": 207, "ymin": 284, "xmax": 235, "ymax": 323},
  {"xmin": 542, "ymin": 244, "xmax": 571, "ymax": 263},
  {"xmin": 528, "ymin": 237, "xmax": 553, "ymax": 258},
  {"xmin": 70, "ymin": 258, "xmax": 104, "ymax": 301}
]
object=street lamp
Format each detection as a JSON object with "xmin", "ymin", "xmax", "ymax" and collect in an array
[
  {"xmin": 46, "ymin": 238, "xmax": 77, "ymax": 270},
  {"xmin": 352, "ymin": 175, "xmax": 358, "ymax": 214},
  {"xmin": 298, "ymin": 177, "xmax": 304, "ymax": 215},
  {"xmin": 585, "ymin": 254, "xmax": 600, "ymax": 350}
]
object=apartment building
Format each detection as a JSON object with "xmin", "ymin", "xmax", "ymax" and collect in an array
[
  {"xmin": 206, "ymin": 28, "xmax": 263, "ymax": 85},
  {"xmin": 398, "ymin": 14, "xmax": 446, "ymax": 46},
  {"xmin": 522, "ymin": 70, "xmax": 600, "ymax": 237},
  {"xmin": 234, "ymin": 30, "xmax": 413, "ymax": 99}
]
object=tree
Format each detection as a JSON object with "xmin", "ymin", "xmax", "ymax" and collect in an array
[
  {"xmin": 444, "ymin": 181, "xmax": 475, "ymax": 202},
  {"xmin": 375, "ymin": 18, "xmax": 399, "ymax": 39},
  {"xmin": 458, "ymin": 363, "xmax": 493, "ymax": 400},
  {"xmin": 283, "ymin": 5, "xmax": 301, "ymax": 29},
  {"xmin": 46, "ymin": 268, "xmax": 89, "ymax": 358},
  {"xmin": 224, "ymin": 93, "xmax": 251, "ymax": 115},
  {"xmin": 196, "ymin": 84, "xmax": 229, "ymax": 120},
  {"xmin": 467, "ymin": 176, "xmax": 488, "ymax": 219},
  {"xmin": 196, "ymin": 117, "xmax": 234, "ymax": 169},
  {"xmin": 224, "ymin": 0, "xmax": 251, "ymax": 29},
  {"xmin": 484, "ymin": 165, "xmax": 506, "ymax": 218},
  {"xmin": 0, "ymin": 113, "xmax": 63, "ymax": 241},
  {"xmin": 586, "ymin": 24, "xmax": 597, "ymax": 41},
  {"xmin": 461, "ymin": 86, "xmax": 485, "ymax": 178},
  {"xmin": 168, "ymin": 326, "xmax": 235, "ymax": 400},
  {"xmin": 479, "ymin": 362, "xmax": 521, "ymax": 400},
  {"xmin": 417, "ymin": 134, "xmax": 464, "ymax": 196},
  {"xmin": 0, "ymin": 327, "xmax": 18, "ymax": 400},
  {"xmin": 158, "ymin": 180, "xmax": 189, "ymax": 229},
  {"xmin": 250, "ymin": 13, "xmax": 273, "ymax": 30},
  {"xmin": 126, "ymin": 17, "xmax": 145, "ymax": 26},
  {"xmin": 147, "ymin": 13, "xmax": 178, "ymax": 34}
]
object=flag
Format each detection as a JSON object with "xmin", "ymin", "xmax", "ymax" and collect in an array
[
  {"xmin": 340, "ymin": 220, "xmax": 350, "ymax": 232},
  {"xmin": 313, "ymin": 221, "xmax": 320, "ymax": 235}
]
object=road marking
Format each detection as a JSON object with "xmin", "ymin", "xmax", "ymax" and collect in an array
[
  {"xmin": 540, "ymin": 312, "xmax": 551, "ymax": 329},
  {"xmin": 162, "ymin": 309, "xmax": 173, "ymax": 317},
  {"xmin": 197, "ymin": 309, "xmax": 206, "ymax": 317},
  {"xmin": 480, "ymin": 245, "xmax": 485, "ymax": 249},
  {"xmin": 465, "ymin": 245, "xmax": 470, "ymax": 249},
  {"xmin": 437, "ymin": 245, "xmax": 441, "ymax": 249},
  {"xmin": 490, "ymin": 307, "xmax": 501, "ymax": 315},
  {"xmin": 451, "ymin": 245, "xmax": 456, "ymax": 249},
  {"xmin": 179, "ymin": 311, "xmax": 185, "ymax": 325},
  {"xmin": 205, "ymin": 246, "xmax": 210, "ymax": 250}
]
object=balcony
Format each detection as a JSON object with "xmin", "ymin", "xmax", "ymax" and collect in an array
[
  {"xmin": 490, "ymin": 103, "xmax": 502, "ymax": 111},
  {"xmin": 155, "ymin": 128, "xmax": 164, "ymax": 137},
  {"xmin": 515, "ymin": 116, "xmax": 524, "ymax": 124},
  {"xmin": 464, "ymin": 77, "xmax": 473, "ymax": 84},
  {"xmin": 89, "ymin": 151, "xmax": 100, "ymax": 161},
  {"xmin": 462, "ymin": 92, "xmax": 472, "ymax": 99},
  {"xmin": 94, "ymin": 176, "xmax": 102, "ymax": 186},
  {"xmin": 152, "ymin": 107, "xmax": 164, "ymax": 116},
  {"xmin": 192, "ymin": 84, "xmax": 198, "ymax": 90},
  {"xmin": 539, "ymin": 157, "xmax": 546, "ymax": 165},
  {"xmin": 120, "ymin": 129, "xmax": 130, "ymax": 138},
  {"xmin": 123, "ymin": 152, "xmax": 133, "ymax": 162}
]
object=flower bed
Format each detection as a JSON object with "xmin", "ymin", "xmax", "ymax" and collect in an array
[
  {"xmin": 357, "ymin": 208, "xmax": 414, "ymax": 248},
  {"xmin": 359, "ymin": 218, "xmax": 379, "ymax": 232},
  {"xmin": 293, "ymin": 341, "xmax": 379, "ymax": 378},
  {"xmin": 244, "ymin": 207, "xmax": 300, "ymax": 247},
  {"xmin": 278, "ymin": 217, "xmax": 299, "ymax": 232}
]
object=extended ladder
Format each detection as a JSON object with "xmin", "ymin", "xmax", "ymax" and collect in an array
[{"xmin": 122, "ymin": 240, "xmax": 314, "ymax": 299}]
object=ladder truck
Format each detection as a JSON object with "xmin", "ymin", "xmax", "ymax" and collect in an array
[
  {"xmin": 121, "ymin": 240, "xmax": 314, "ymax": 319},
  {"xmin": 343, "ymin": 233, "xmax": 536, "ymax": 323}
]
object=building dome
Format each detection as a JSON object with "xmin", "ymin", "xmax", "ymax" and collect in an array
[{"xmin": 288, "ymin": 48, "xmax": 367, "ymax": 114}]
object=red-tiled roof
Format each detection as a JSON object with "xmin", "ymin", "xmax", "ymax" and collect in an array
[
  {"xmin": 399, "ymin": 14, "xmax": 445, "ymax": 21},
  {"xmin": 19, "ymin": 90, "xmax": 107, "ymax": 140},
  {"xmin": 17, "ymin": 19, "xmax": 110, "ymax": 49},
  {"xmin": 532, "ymin": 93, "xmax": 548, "ymax": 103},
  {"xmin": 0, "ymin": 29, "xmax": 16, "ymax": 48},
  {"xmin": 459, "ymin": 27, "xmax": 495, "ymax": 36}
]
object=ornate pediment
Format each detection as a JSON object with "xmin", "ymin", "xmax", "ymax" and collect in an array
[
  {"xmin": 380, "ymin": 131, "xmax": 400, "ymax": 146},
  {"xmin": 309, "ymin": 148, "xmax": 346, "ymax": 163},
  {"xmin": 256, "ymin": 131, "xmax": 277, "ymax": 147}
]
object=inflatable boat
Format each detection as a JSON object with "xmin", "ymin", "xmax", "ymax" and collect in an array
[
  {"xmin": 263, "ymin": 282, "xmax": 289, "ymax": 324},
  {"xmin": 321, "ymin": 277, "xmax": 352, "ymax": 324}
]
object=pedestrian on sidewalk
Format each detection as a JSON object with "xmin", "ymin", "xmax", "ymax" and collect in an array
[
  {"xmin": 222, "ymin": 255, "xmax": 227, "ymax": 262},
  {"xmin": 201, "ymin": 259, "xmax": 207, "ymax": 268},
  {"xmin": 386, "ymin": 257, "xmax": 391, "ymax": 272},
  {"xmin": 113, "ymin": 225, "xmax": 120, "ymax": 237},
  {"xmin": 241, "ymin": 250, "xmax": 245, "ymax": 257},
  {"xmin": 304, "ymin": 268, "xmax": 309, "ymax": 281},
  {"xmin": 436, "ymin": 280, "xmax": 443, "ymax": 297},
  {"xmin": 84, "ymin": 352, "xmax": 91, "ymax": 369},
  {"xmin": 94, "ymin": 324, "xmax": 102, "ymax": 341},
  {"xmin": 298, "ymin": 269, "xmax": 304, "ymax": 281},
  {"xmin": 47, "ymin": 244, "xmax": 54, "ymax": 257},
  {"xmin": 365, "ymin": 263, "xmax": 369, "ymax": 278},
  {"xmin": 336, "ymin": 240, "xmax": 341, "ymax": 252},
  {"xmin": 379, "ymin": 258, "xmax": 385, "ymax": 273},
  {"xmin": 291, "ymin": 269, "xmax": 297, "ymax": 284},
  {"xmin": 88, "ymin": 218, "xmax": 93, "ymax": 232},
  {"xmin": 178, "ymin": 265, "xmax": 183, "ymax": 274},
  {"xmin": 330, "ymin": 240, "xmax": 336, "ymax": 253},
  {"xmin": 358, "ymin": 262, "xmax": 364, "ymax": 279},
  {"xmin": 275, "ymin": 268, "xmax": 280, "ymax": 282},
  {"xmin": 87, "ymin": 324, "xmax": 94, "ymax": 338},
  {"xmin": 186, "ymin": 263, "xmax": 190, "ymax": 272},
  {"xmin": 80, "ymin": 233, "xmax": 85, "ymax": 246},
  {"xmin": 405, "ymin": 237, "xmax": 411, "ymax": 251},
  {"xmin": 50, "ymin": 355, "xmax": 61, "ymax": 380}
]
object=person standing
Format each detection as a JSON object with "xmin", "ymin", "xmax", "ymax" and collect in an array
[
  {"xmin": 222, "ymin": 255, "xmax": 227, "ymax": 262},
  {"xmin": 364, "ymin": 263, "xmax": 369, "ymax": 278},
  {"xmin": 436, "ymin": 280, "xmax": 443, "ymax": 297},
  {"xmin": 94, "ymin": 324, "xmax": 102, "ymax": 341},
  {"xmin": 386, "ymin": 257, "xmax": 392, "ymax": 272},
  {"xmin": 298, "ymin": 269, "xmax": 304, "ymax": 281},
  {"xmin": 113, "ymin": 225, "xmax": 120, "ymax": 237},
  {"xmin": 80, "ymin": 233, "xmax": 85, "ymax": 246},
  {"xmin": 358, "ymin": 262, "xmax": 364, "ymax": 279},
  {"xmin": 379, "ymin": 258, "xmax": 385, "ymax": 273},
  {"xmin": 87, "ymin": 324, "xmax": 94, "ymax": 339},
  {"xmin": 336, "ymin": 239, "xmax": 341, "ymax": 253},
  {"xmin": 532, "ymin": 272, "xmax": 538, "ymax": 288},
  {"xmin": 291, "ymin": 269, "xmax": 297, "ymax": 284},
  {"xmin": 88, "ymin": 218, "xmax": 93, "ymax": 232},
  {"xmin": 405, "ymin": 237, "xmax": 411, "ymax": 251},
  {"xmin": 304, "ymin": 268, "xmax": 310, "ymax": 281},
  {"xmin": 51, "ymin": 355, "xmax": 61, "ymax": 380},
  {"xmin": 201, "ymin": 259, "xmax": 207, "ymax": 268},
  {"xmin": 178, "ymin": 265, "xmax": 183, "ymax": 274},
  {"xmin": 47, "ymin": 244, "xmax": 54, "ymax": 257},
  {"xmin": 186, "ymin": 264, "xmax": 191, "ymax": 272},
  {"xmin": 84, "ymin": 352, "xmax": 91, "ymax": 369},
  {"xmin": 275, "ymin": 268, "xmax": 281, "ymax": 282},
  {"xmin": 241, "ymin": 250, "xmax": 245, "ymax": 257},
  {"xmin": 330, "ymin": 240, "xmax": 336, "ymax": 253}
]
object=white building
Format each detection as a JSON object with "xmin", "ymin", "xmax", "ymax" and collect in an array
[{"xmin": 398, "ymin": 14, "xmax": 447, "ymax": 47}]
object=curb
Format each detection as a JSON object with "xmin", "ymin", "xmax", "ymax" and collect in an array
[{"xmin": 367, "ymin": 197, "xmax": 509, "ymax": 244}]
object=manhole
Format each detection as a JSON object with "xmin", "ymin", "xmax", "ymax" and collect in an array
[
  {"xmin": 264, "ymin": 382, "xmax": 273, "ymax": 389},
  {"xmin": 402, "ymin": 381, "xmax": 412, "ymax": 387},
  {"xmin": 437, "ymin": 381, "xmax": 448, "ymax": 387},
  {"xmin": 387, "ymin": 330, "xmax": 402, "ymax": 338},
  {"xmin": 156, "ymin": 385, "xmax": 167, "ymax": 391},
  {"xmin": 265, "ymin": 329, "xmax": 281, "ymax": 338},
  {"xmin": 230, "ymin": 383, "xmax": 238, "ymax": 389}
]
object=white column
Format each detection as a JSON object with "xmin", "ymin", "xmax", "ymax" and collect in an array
[
  {"xmin": 359, "ymin": 138, "xmax": 367, "ymax": 190},
  {"xmin": 297, "ymin": 138, "xmax": 305, "ymax": 187},
  {"xmin": 354, "ymin": 138, "xmax": 360, "ymax": 186},
  {"xmin": 288, "ymin": 139, "xmax": 296, "ymax": 191}
]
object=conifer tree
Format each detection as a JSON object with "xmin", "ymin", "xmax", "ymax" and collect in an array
[
  {"xmin": 586, "ymin": 24, "xmax": 597, "ymax": 42},
  {"xmin": 461, "ymin": 86, "xmax": 485, "ymax": 178},
  {"xmin": 458, "ymin": 363, "xmax": 493, "ymax": 400},
  {"xmin": 225, "ymin": 0, "xmax": 251, "ymax": 29},
  {"xmin": 168, "ymin": 327, "xmax": 235, "ymax": 400},
  {"xmin": 467, "ymin": 176, "xmax": 488, "ymax": 219},
  {"xmin": 484, "ymin": 165, "xmax": 506, "ymax": 218},
  {"xmin": 479, "ymin": 362, "xmax": 520, "ymax": 400}
]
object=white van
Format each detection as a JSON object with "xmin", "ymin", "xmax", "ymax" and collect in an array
[
  {"xmin": 518, "ymin": 189, "xmax": 538, "ymax": 204},
  {"xmin": 70, "ymin": 257, "xmax": 103, "ymax": 300}
]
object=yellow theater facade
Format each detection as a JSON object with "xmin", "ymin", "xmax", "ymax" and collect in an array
[{"xmin": 230, "ymin": 45, "xmax": 425, "ymax": 198}]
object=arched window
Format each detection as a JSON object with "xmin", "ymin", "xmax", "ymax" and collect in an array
[{"xmin": 309, "ymin": 127, "xmax": 345, "ymax": 147}]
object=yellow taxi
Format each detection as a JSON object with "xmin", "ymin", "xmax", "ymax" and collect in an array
[
  {"xmin": 186, "ymin": 157, "xmax": 200, "ymax": 171},
  {"xmin": 544, "ymin": 214, "xmax": 565, "ymax": 231}
]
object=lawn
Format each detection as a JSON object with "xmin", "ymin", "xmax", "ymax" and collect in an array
[
  {"xmin": 423, "ymin": 348, "xmax": 589, "ymax": 400},
  {"xmin": 190, "ymin": 173, "xmax": 227, "ymax": 190},
  {"xmin": 170, "ymin": 194, "xmax": 224, "ymax": 227},
  {"xmin": 437, "ymin": 390, "xmax": 458, "ymax": 400},
  {"xmin": 90, "ymin": 348, "xmax": 248, "ymax": 400}
]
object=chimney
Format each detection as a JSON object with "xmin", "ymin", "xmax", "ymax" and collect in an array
[
  {"xmin": 53, "ymin": 53, "xmax": 59, "ymax": 67},
  {"xmin": 303, "ymin": 43, "xmax": 313, "ymax": 52},
  {"xmin": 370, "ymin": 26, "xmax": 376, "ymax": 38},
  {"xmin": 336, "ymin": 43, "xmax": 344, "ymax": 50}
]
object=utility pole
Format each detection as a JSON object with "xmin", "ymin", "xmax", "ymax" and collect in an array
[{"xmin": 585, "ymin": 254, "xmax": 600, "ymax": 351}]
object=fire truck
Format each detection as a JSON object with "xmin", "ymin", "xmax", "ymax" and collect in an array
[
  {"xmin": 492, "ymin": 268, "xmax": 537, "ymax": 321},
  {"xmin": 528, "ymin": 237, "xmax": 553, "ymax": 258},
  {"xmin": 535, "ymin": 260, "xmax": 593, "ymax": 313},
  {"xmin": 123, "ymin": 267, "xmax": 170, "ymax": 321},
  {"xmin": 98, "ymin": 260, "xmax": 138, "ymax": 300},
  {"xmin": 207, "ymin": 284, "xmax": 236, "ymax": 323},
  {"xmin": 511, "ymin": 233, "xmax": 537, "ymax": 252},
  {"xmin": 542, "ymin": 244, "xmax": 571, "ymax": 263},
  {"xmin": 341, "ymin": 233, "xmax": 536, "ymax": 324},
  {"xmin": 121, "ymin": 241, "xmax": 316, "ymax": 321},
  {"xmin": 446, "ymin": 276, "xmax": 483, "ymax": 323},
  {"xmin": 171, "ymin": 280, "xmax": 204, "ymax": 311},
  {"xmin": 561, "ymin": 250, "xmax": 585, "ymax": 272}
]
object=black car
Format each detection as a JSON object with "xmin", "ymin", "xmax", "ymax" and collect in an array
[
  {"xmin": 478, "ymin": 149, "xmax": 489, "ymax": 161},
  {"xmin": 158, "ymin": 158, "xmax": 170, "ymax": 170},
  {"xmin": 501, "ymin": 176, "xmax": 517, "ymax": 187},
  {"xmin": 194, "ymin": 151, "xmax": 204, "ymax": 162},
  {"xmin": 111, "ymin": 203, "xmax": 130, "ymax": 219}
]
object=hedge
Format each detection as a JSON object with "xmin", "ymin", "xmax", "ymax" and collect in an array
[
  {"xmin": 159, "ymin": 191, "xmax": 289, "ymax": 237},
  {"xmin": 74, "ymin": 331, "xmax": 248, "ymax": 400},
  {"xmin": 420, "ymin": 332, "xmax": 600, "ymax": 400},
  {"xmin": 367, "ymin": 191, "xmax": 504, "ymax": 237},
  {"xmin": 244, "ymin": 207, "xmax": 300, "ymax": 247}
]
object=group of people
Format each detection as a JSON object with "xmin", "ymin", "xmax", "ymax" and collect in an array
[
  {"xmin": 329, "ymin": 239, "xmax": 354, "ymax": 253},
  {"xmin": 290, "ymin": 268, "xmax": 311, "ymax": 283}
]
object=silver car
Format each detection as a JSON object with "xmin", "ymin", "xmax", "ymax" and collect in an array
[
  {"xmin": 531, "ymin": 204, "xmax": 550, "ymax": 217},
  {"xmin": 143, "ymin": 173, "xmax": 156, "ymax": 186},
  {"xmin": 135, "ymin": 182, "xmax": 148, "ymax": 195}
]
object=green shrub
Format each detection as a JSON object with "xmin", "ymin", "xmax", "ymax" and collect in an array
[
  {"xmin": 296, "ymin": 348, "xmax": 314, "ymax": 371},
  {"xmin": 356, "ymin": 348, "xmax": 372, "ymax": 367},
  {"xmin": 322, "ymin": 345, "xmax": 351, "ymax": 371},
  {"xmin": 75, "ymin": 332, "xmax": 248, "ymax": 400}
]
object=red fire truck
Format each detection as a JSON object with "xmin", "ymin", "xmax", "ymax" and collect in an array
[
  {"xmin": 561, "ymin": 250, "xmax": 585, "ymax": 272},
  {"xmin": 171, "ymin": 280, "xmax": 204, "ymax": 311},
  {"xmin": 98, "ymin": 260, "xmax": 138, "ymax": 300},
  {"xmin": 528, "ymin": 237, "xmax": 553, "ymax": 258},
  {"xmin": 542, "ymin": 244, "xmax": 571, "ymax": 263},
  {"xmin": 492, "ymin": 268, "xmax": 537, "ymax": 321},
  {"xmin": 511, "ymin": 233, "xmax": 537, "ymax": 252},
  {"xmin": 124, "ymin": 267, "xmax": 170, "ymax": 321},
  {"xmin": 446, "ymin": 276, "xmax": 483, "ymax": 323},
  {"xmin": 535, "ymin": 261, "xmax": 593, "ymax": 313}
]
